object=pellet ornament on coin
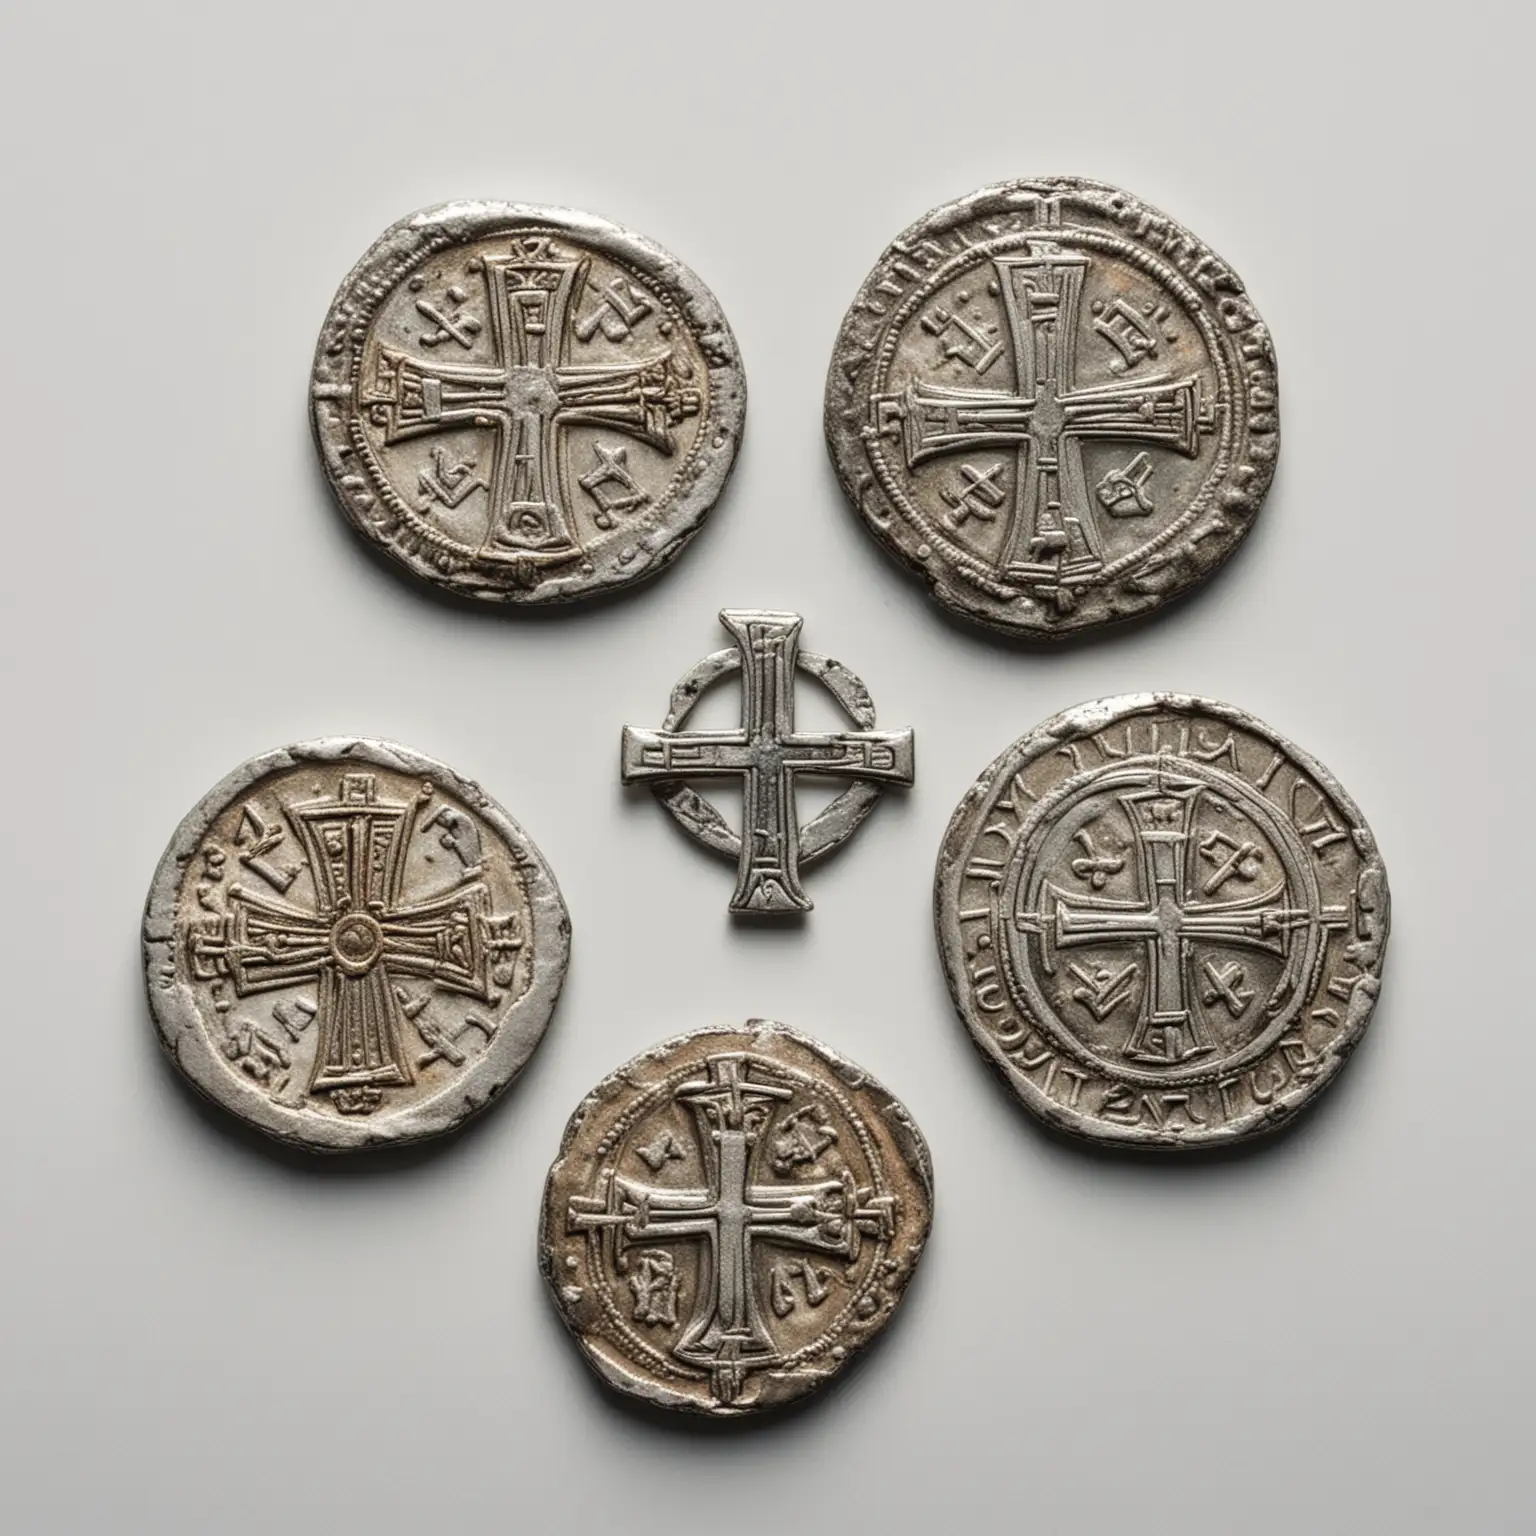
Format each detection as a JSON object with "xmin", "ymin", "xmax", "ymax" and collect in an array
[
  {"xmin": 541, "ymin": 1021, "xmax": 933, "ymax": 1415},
  {"xmin": 312, "ymin": 201, "xmax": 745, "ymax": 603},
  {"xmin": 825, "ymin": 177, "xmax": 1278, "ymax": 638},
  {"xmin": 142, "ymin": 739, "xmax": 570, "ymax": 1151},
  {"xmin": 935, "ymin": 697, "xmax": 1389, "ymax": 1147}
]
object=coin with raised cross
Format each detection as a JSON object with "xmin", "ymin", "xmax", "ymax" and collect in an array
[
  {"xmin": 825, "ymin": 178, "xmax": 1279, "ymax": 638},
  {"xmin": 935, "ymin": 697, "xmax": 1389, "ymax": 1148},
  {"xmin": 620, "ymin": 610, "xmax": 915, "ymax": 914},
  {"xmin": 541, "ymin": 1021, "xmax": 932, "ymax": 1416},
  {"xmin": 142, "ymin": 739, "xmax": 570, "ymax": 1151},
  {"xmin": 312, "ymin": 202, "xmax": 745, "ymax": 604}
]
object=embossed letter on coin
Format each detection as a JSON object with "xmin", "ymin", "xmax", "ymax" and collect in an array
[
  {"xmin": 935, "ymin": 697, "xmax": 1389, "ymax": 1147},
  {"xmin": 312, "ymin": 202, "xmax": 745, "ymax": 603},
  {"xmin": 621, "ymin": 610, "xmax": 915, "ymax": 914},
  {"xmin": 143, "ymin": 739, "xmax": 570, "ymax": 1151},
  {"xmin": 541, "ymin": 1022, "xmax": 932, "ymax": 1415},
  {"xmin": 825, "ymin": 178, "xmax": 1278, "ymax": 638}
]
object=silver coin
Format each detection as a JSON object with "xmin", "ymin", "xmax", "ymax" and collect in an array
[
  {"xmin": 311, "ymin": 202, "xmax": 745, "ymax": 604},
  {"xmin": 540, "ymin": 1020, "xmax": 932, "ymax": 1416},
  {"xmin": 142, "ymin": 739, "xmax": 570, "ymax": 1151},
  {"xmin": 936, "ymin": 696, "xmax": 1389, "ymax": 1148},
  {"xmin": 825, "ymin": 177, "xmax": 1278, "ymax": 638},
  {"xmin": 620, "ymin": 609, "xmax": 915, "ymax": 914}
]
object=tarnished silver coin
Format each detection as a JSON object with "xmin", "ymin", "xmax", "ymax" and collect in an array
[
  {"xmin": 936, "ymin": 696, "xmax": 1388, "ymax": 1148},
  {"xmin": 825, "ymin": 178, "xmax": 1278, "ymax": 638},
  {"xmin": 541, "ymin": 1021, "xmax": 932, "ymax": 1416},
  {"xmin": 311, "ymin": 202, "xmax": 745, "ymax": 604},
  {"xmin": 621, "ymin": 609, "xmax": 915, "ymax": 914},
  {"xmin": 142, "ymin": 739, "xmax": 570, "ymax": 1151}
]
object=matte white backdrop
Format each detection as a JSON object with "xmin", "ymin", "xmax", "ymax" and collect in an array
[{"xmin": 2, "ymin": 2, "xmax": 1529, "ymax": 1531}]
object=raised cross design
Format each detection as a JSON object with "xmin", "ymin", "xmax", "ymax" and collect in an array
[
  {"xmin": 567, "ymin": 1054, "xmax": 894, "ymax": 1404},
  {"xmin": 363, "ymin": 238, "xmax": 700, "ymax": 566},
  {"xmin": 1024, "ymin": 771, "xmax": 1311, "ymax": 1065},
  {"xmin": 191, "ymin": 773, "xmax": 517, "ymax": 1113},
  {"xmin": 621, "ymin": 610, "xmax": 915, "ymax": 913},
  {"xmin": 886, "ymin": 246, "xmax": 1213, "ymax": 605}
]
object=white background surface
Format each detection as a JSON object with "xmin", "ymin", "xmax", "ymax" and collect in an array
[{"xmin": 2, "ymin": 3, "xmax": 1530, "ymax": 1531}]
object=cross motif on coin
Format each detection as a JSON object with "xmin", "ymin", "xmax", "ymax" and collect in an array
[
  {"xmin": 1026, "ymin": 769, "xmax": 1326, "ymax": 1065},
  {"xmin": 363, "ymin": 239, "xmax": 700, "ymax": 566},
  {"xmin": 621, "ymin": 610, "xmax": 915, "ymax": 914},
  {"xmin": 190, "ymin": 773, "xmax": 519, "ymax": 1114},
  {"xmin": 567, "ymin": 1053, "xmax": 894, "ymax": 1404},
  {"xmin": 886, "ymin": 247, "xmax": 1214, "ymax": 605}
]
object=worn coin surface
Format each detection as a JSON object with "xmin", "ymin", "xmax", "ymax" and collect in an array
[
  {"xmin": 143, "ymin": 739, "xmax": 570, "ymax": 1151},
  {"xmin": 936, "ymin": 697, "xmax": 1389, "ymax": 1148},
  {"xmin": 825, "ymin": 178, "xmax": 1278, "ymax": 638},
  {"xmin": 541, "ymin": 1021, "xmax": 932, "ymax": 1415},
  {"xmin": 312, "ymin": 202, "xmax": 745, "ymax": 604}
]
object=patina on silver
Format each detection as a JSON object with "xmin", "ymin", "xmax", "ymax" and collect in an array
[
  {"xmin": 142, "ymin": 739, "xmax": 570, "ymax": 1151},
  {"xmin": 312, "ymin": 202, "xmax": 745, "ymax": 603},
  {"xmin": 541, "ymin": 1020, "xmax": 932, "ymax": 1416},
  {"xmin": 936, "ymin": 696, "xmax": 1388, "ymax": 1148},
  {"xmin": 825, "ymin": 178, "xmax": 1278, "ymax": 638},
  {"xmin": 621, "ymin": 610, "xmax": 915, "ymax": 914}
]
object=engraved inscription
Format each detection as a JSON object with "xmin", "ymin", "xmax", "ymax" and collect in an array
[
  {"xmin": 938, "ymin": 699, "xmax": 1390, "ymax": 1147},
  {"xmin": 826, "ymin": 178, "xmax": 1279, "ymax": 638}
]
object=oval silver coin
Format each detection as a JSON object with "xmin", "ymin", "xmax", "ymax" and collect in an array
[
  {"xmin": 312, "ymin": 202, "xmax": 745, "ymax": 604},
  {"xmin": 142, "ymin": 738, "xmax": 571, "ymax": 1151},
  {"xmin": 825, "ymin": 178, "xmax": 1278, "ymax": 638},
  {"xmin": 936, "ymin": 696, "xmax": 1389, "ymax": 1148},
  {"xmin": 540, "ymin": 1020, "xmax": 933, "ymax": 1416}
]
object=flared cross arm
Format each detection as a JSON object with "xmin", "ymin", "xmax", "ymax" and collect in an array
[
  {"xmin": 567, "ymin": 1056, "xmax": 894, "ymax": 1403},
  {"xmin": 1022, "ymin": 784, "xmax": 1301, "ymax": 1065},
  {"xmin": 620, "ymin": 612, "xmax": 914, "ymax": 914},
  {"xmin": 884, "ymin": 248, "xmax": 1208, "ymax": 585},
  {"xmin": 360, "ymin": 248, "xmax": 699, "ymax": 560},
  {"xmin": 207, "ymin": 775, "xmax": 506, "ymax": 1098}
]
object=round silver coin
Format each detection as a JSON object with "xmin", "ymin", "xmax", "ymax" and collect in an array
[
  {"xmin": 936, "ymin": 697, "xmax": 1389, "ymax": 1148},
  {"xmin": 540, "ymin": 1021, "xmax": 932, "ymax": 1416},
  {"xmin": 311, "ymin": 202, "xmax": 745, "ymax": 604},
  {"xmin": 142, "ymin": 739, "xmax": 570, "ymax": 1151},
  {"xmin": 825, "ymin": 178, "xmax": 1278, "ymax": 638}
]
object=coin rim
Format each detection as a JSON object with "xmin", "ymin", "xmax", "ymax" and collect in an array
[
  {"xmin": 934, "ymin": 694, "xmax": 1390, "ymax": 1148},
  {"xmin": 310, "ymin": 200, "xmax": 747, "ymax": 605},
  {"xmin": 142, "ymin": 736, "xmax": 571, "ymax": 1152},
  {"xmin": 538, "ymin": 1019, "xmax": 934, "ymax": 1416},
  {"xmin": 823, "ymin": 175, "xmax": 1279, "ymax": 639}
]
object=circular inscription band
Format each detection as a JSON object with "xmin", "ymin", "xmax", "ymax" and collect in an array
[
  {"xmin": 826, "ymin": 177, "xmax": 1279, "ymax": 639},
  {"xmin": 936, "ymin": 696, "xmax": 1389, "ymax": 1148}
]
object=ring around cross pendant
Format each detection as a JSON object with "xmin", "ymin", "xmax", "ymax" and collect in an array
[
  {"xmin": 621, "ymin": 611, "xmax": 915, "ymax": 914},
  {"xmin": 312, "ymin": 202, "xmax": 745, "ymax": 605}
]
